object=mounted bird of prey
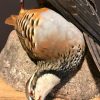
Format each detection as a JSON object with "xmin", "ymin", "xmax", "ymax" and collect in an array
[{"xmin": 40, "ymin": 0, "xmax": 100, "ymax": 71}]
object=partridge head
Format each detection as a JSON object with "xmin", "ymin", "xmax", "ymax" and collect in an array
[{"xmin": 5, "ymin": 0, "xmax": 85, "ymax": 100}]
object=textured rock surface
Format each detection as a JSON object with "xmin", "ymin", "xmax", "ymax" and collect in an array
[
  {"xmin": 0, "ymin": 30, "xmax": 100, "ymax": 100},
  {"xmin": 0, "ymin": 30, "xmax": 36, "ymax": 91}
]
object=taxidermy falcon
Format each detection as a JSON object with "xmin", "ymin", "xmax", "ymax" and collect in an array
[{"xmin": 5, "ymin": 0, "xmax": 99, "ymax": 100}]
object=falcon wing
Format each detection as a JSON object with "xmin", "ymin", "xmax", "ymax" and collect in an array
[{"xmin": 46, "ymin": 0, "xmax": 100, "ymax": 71}]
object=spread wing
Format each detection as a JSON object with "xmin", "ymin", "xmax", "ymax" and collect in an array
[{"xmin": 46, "ymin": 0, "xmax": 100, "ymax": 71}]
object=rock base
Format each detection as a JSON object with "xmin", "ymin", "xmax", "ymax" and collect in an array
[{"xmin": 0, "ymin": 30, "xmax": 100, "ymax": 99}]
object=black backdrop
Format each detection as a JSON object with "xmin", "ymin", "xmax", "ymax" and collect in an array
[{"xmin": 0, "ymin": 0, "xmax": 100, "ymax": 51}]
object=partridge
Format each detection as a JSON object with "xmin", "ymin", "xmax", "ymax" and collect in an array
[{"xmin": 5, "ymin": 0, "xmax": 85, "ymax": 100}]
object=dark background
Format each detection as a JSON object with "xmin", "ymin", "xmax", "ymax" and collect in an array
[{"xmin": 0, "ymin": 0, "xmax": 100, "ymax": 52}]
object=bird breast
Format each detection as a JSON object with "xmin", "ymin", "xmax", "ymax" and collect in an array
[{"xmin": 15, "ymin": 8, "xmax": 85, "ymax": 61}]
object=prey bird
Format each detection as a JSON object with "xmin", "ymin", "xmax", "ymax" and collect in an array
[{"xmin": 5, "ymin": 0, "xmax": 86, "ymax": 100}]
